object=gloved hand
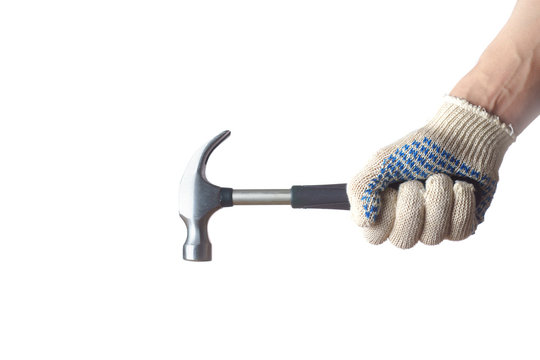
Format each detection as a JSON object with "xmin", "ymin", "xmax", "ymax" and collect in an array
[{"xmin": 347, "ymin": 96, "xmax": 515, "ymax": 248}]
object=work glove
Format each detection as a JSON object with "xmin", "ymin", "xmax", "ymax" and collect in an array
[{"xmin": 347, "ymin": 96, "xmax": 515, "ymax": 248}]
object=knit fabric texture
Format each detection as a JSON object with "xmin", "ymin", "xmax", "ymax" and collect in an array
[{"xmin": 347, "ymin": 96, "xmax": 515, "ymax": 248}]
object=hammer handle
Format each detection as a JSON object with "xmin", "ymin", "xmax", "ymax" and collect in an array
[{"xmin": 291, "ymin": 183, "xmax": 350, "ymax": 210}]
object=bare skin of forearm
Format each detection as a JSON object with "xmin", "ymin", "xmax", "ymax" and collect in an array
[{"xmin": 451, "ymin": 0, "xmax": 540, "ymax": 135}]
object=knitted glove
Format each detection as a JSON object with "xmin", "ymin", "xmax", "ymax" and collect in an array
[{"xmin": 347, "ymin": 96, "xmax": 515, "ymax": 248}]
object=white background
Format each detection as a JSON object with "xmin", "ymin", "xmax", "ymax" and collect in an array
[{"xmin": 1, "ymin": 0, "xmax": 539, "ymax": 359}]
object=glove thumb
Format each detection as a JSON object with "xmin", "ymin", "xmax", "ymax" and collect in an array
[{"xmin": 347, "ymin": 164, "xmax": 389, "ymax": 227}]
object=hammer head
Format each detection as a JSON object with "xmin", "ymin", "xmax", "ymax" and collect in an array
[{"xmin": 179, "ymin": 130, "xmax": 232, "ymax": 261}]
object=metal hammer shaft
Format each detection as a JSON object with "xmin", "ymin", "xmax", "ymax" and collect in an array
[{"xmin": 232, "ymin": 189, "xmax": 291, "ymax": 205}]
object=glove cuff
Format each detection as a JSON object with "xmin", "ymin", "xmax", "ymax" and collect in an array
[{"xmin": 423, "ymin": 96, "xmax": 515, "ymax": 173}]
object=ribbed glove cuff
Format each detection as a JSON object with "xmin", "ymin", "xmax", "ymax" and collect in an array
[{"xmin": 424, "ymin": 96, "xmax": 515, "ymax": 173}]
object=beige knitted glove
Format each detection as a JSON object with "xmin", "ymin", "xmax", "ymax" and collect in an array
[{"xmin": 347, "ymin": 96, "xmax": 515, "ymax": 248}]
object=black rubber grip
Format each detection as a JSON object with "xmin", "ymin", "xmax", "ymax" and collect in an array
[{"xmin": 291, "ymin": 183, "xmax": 350, "ymax": 210}]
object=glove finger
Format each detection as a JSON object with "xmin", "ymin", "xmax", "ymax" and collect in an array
[
  {"xmin": 362, "ymin": 188, "xmax": 398, "ymax": 245},
  {"xmin": 389, "ymin": 180, "xmax": 425, "ymax": 249},
  {"xmin": 448, "ymin": 180, "xmax": 478, "ymax": 241},
  {"xmin": 419, "ymin": 174, "xmax": 453, "ymax": 245}
]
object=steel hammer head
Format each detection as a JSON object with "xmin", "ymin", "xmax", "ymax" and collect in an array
[{"xmin": 179, "ymin": 130, "xmax": 233, "ymax": 261}]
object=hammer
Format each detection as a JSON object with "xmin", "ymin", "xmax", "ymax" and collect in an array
[{"xmin": 179, "ymin": 130, "xmax": 350, "ymax": 261}]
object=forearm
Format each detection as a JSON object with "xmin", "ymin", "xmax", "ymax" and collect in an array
[{"xmin": 450, "ymin": 0, "xmax": 540, "ymax": 135}]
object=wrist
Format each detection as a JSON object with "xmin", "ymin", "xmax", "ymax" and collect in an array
[
  {"xmin": 450, "ymin": 1, "xmax": 540, "ymax": 135},
  {"xmin": 450, "ymin": 49, "xmax": 540, "ymax": 135}
]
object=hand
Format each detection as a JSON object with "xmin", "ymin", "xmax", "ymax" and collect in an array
[
  {"xmin": 361, "ymin": 175, "xmax": 478, "ymax": 249},
  {"xmin": 347, "ymin": 96, "xmax": 515, "ymax": 248}
]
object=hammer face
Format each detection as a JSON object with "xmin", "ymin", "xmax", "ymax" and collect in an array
[
  {"xmin": 181, "ymin": 215, "xmax": 212, "ymax": 261},
  {"xmin": 179, "ymin": 180, "xmax": 222, "ymax": 261}
]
